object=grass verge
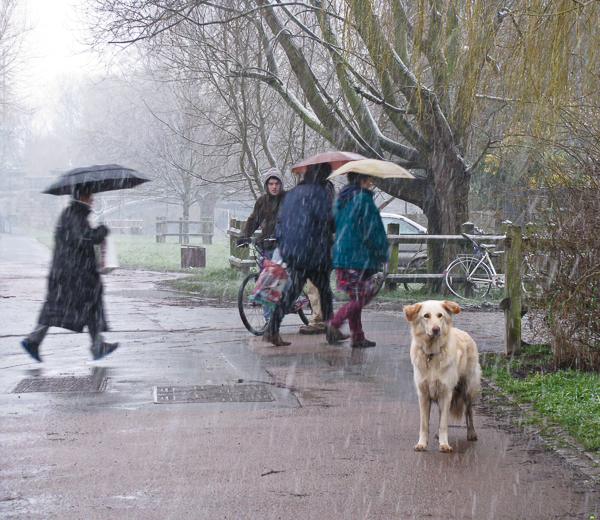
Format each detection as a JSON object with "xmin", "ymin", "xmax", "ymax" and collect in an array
[
  {"xmin": 481, "ymin": 345, "xmax": 600, "ymax": 452},
  {"xmin": 164, "ymin": 268, "xmax": 245, "ymax": 300}
]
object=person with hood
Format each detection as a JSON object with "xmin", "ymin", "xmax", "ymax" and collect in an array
[
  {"xmin": 326, "ymin": 172, "xmax": 389, "ymax": 348},
  {"xmin": 20, "ymin": 188, "xmax": 119, "ymax": 362},
  {"xmin": 237, "ymin": 167, "xmax": 286, "ymax": 256},
  {"xmin": 237, "ymin": 167, "xmax": 286, "ymax": 323},
  {"xmin": 264, "ymin": 162, "xmax": 338, "ymax": 346}
]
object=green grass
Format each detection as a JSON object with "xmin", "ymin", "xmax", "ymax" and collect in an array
[
  {"xmin": 111, "ymin": 235, "xmax": 231, "ymax": 271},
  {"xmin": 30, "ymin": 229, "xmax": 241, "ymax": 298},
  {"xmin": 165, "ymin": 268, "xmax": 245, "ymax": 300},
  {"xmin": 481, "ymin": 345, "xmax": 600, "ymax": 452}
]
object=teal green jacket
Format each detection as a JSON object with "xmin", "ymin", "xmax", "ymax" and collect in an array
[{"xmin": 332, "ymin": 186, "xmax": 389, "ymax": 270}]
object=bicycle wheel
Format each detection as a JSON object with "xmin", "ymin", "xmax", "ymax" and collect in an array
[
  {"xmin": 372, "ymin": 263, "xmax": 389, "ymax": 297},
  {"xmin": 289, "ymin": 287, "xmax": 310, "ymax": 325},
  {"xmin": 238, "ymin": 272, "xmax": 269, "ymax": 335},
  {"xmin": 297, "ymin": 305, "xmax": 309, "ymax": 325},
  {"xmin": 445, "ymin": 256, "xmax": 493, "ymax": 299},
  {"xmin": 330, "ymin": 269, "xmax": 350, "ymax": 302},
  {"xmin": 403, "ymin": 257, "xmax": 427, "ymax": 292}
]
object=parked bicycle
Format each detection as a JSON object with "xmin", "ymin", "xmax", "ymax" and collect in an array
[
  {"xmin": 444, "ymin": 233, "xmax": 547, "ymax": 299},
  {"xmin": 237, "ymin": 238, "xmax": 311, "ymax": 335}
]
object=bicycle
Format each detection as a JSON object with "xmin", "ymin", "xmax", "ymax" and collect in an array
[
  {"xmin": 329, "ymin": 263, "xmax": 388, "ymax": 302},
  {"xmin": 444, "ymin": 234, "xmax": 504, "ymax": 299},
  {"xmin": 237, "ymin": 238, "xmax": 311, "ymax": 335},
  {"xmin": 401, "ymin": 255, "xmax": 428, "ymax": 292},
  {"xmin": 444, "ymin": 233, "xmax": 547, "ymax": 300}
]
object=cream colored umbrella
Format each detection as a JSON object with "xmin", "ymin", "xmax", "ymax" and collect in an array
[{"xmin": 328, "ymin": 159, "xmax": 414, "ymax": 179}]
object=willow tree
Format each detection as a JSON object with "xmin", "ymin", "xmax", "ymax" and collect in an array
[{"xmin": 85, "ymin": 0, "xmax": 600, "ymax": 270}]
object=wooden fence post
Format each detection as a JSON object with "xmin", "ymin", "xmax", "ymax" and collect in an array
[
  {"xmin": 202, "ymin": 218, "xmax": 213, "ymax": 245},
  {"xmin": 386, "ymin": 222, "xmax": 399, "ymax": 291},
  {"xmin": 229, "ymin": 218, "xmax": 238, "ymax": 258},
  {"xmin": 155, "ymin": 217, "xmax": 165, "ymax": 243},
  {"xmin": 461, "ymin": 221, "xmax": 475, "ymax": 254},
  {"xmin": 504, "ymin": 224, "xmax": 522, "ymax": 356}
]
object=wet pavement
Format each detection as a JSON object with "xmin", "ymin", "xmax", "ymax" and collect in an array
[{"xmin": 0, "ymin": 233, "xmax": 598, "ymax": 519}]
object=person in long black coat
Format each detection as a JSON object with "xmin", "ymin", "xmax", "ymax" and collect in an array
[
  {"xmin": 21, "ymin": 189, "xmax": 119, "ymax": 362},
  {"xmin": 264, "ymin": 163, "xmax": 339, "ymax": 346}
]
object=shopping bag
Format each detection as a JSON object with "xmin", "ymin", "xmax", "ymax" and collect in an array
[
  {"xmin": 96, "ymin": 236, "xmax": 120, "ymax": 274},
  {"xmin": 249, "ymin": 259, "xmax": 288, "ymax": 308}
]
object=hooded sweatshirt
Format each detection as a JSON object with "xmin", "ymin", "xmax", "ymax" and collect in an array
[{"xmin": 241, "ymin": 168, "xmax": 286, "ymax": 248}]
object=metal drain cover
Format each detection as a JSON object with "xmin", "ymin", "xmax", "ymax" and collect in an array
[
  {"xmin": 154, "ymin": 384, "xmax": 274, "ymax": 404},
  {"xmin": 12, "ymin": 376, "xmax": 107, "ymax": 394}
]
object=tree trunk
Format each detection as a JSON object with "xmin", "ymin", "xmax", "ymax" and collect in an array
[
  {"xmin": 424, "ymin": 147, "xmax": 470, "ymax": 289},
  {"xmin": 376, "ymin": 141, "xmax": 470, "ymax": 290},
  {"xmin": 182, "ymin": 200, "xmax": 190, "ymax": 245}
]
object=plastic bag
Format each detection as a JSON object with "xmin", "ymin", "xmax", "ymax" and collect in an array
[
  {"xmin": 249, "ymin": 258, "xmax": 288, "ymax": 308},
  {"xmin": 97, "ymin": 236, "xmax": 119, "ymax": 274}
]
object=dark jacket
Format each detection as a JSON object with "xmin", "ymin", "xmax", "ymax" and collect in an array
[
  {"xmin": 275, "ymin": 181, "xmax": 334, "ymax": 271},
  {"xmin": 242, "ymin": 170, "xmax": 286, "ymax": 249},
  {"xmin": 38, "ymin": 200, "xmax": 109, "ymax": 333},
  {"xmin": 241, "ymin": 191, "xmax": 286, "ymax": 248},
  {"xmin": 333, "ymin": 184, "xmax": 389, "ymax": 271}
]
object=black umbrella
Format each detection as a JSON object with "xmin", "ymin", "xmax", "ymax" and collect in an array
[{"xmin": 43, "ymin": 164, "xmax": 150, "ymax": 196}]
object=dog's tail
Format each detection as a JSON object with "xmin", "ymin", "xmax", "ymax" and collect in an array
[{"xmin": 449, "ymin": 377, "xmax": 468, "ymax": 420}]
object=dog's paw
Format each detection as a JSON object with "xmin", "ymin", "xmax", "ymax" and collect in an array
[
  {"xmin": 467, "ymin": 432, "xmax": 478, "ymax": 441},
  {"xmin": 414, "ymin": 444, "xmax": 427, "ymax": 451},
  {"xmin": 439, "ymin": 444, "xmax": 453, "ymax": 453}
]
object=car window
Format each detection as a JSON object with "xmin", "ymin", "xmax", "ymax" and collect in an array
[{"xmin": 382, "ymin": 218, "xmax": 420, "ymax": 234}]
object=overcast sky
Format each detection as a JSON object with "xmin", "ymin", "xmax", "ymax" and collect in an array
[{"xmin": 21, "ymin": 0, "xmax": 103, "ymax": 105}]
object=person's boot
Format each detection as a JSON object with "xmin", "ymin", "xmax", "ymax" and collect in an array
[
  {"xmin": 325, "ymin": 323, "xmax": 350, "ymax": 344},
  {"xmin": 263, "ymin": 332, "xmax": 291, "ymax": 347},
  {"xmin": 21, "ymin": 339, "xmax": 42, "ymax": 362},
  {"xmin": 92, "ymin": 342, "xmax": 119, "ymax": 360},
  {"xmin": 299, "ymin": 323, "xmax": 326, "ymax": 335}
]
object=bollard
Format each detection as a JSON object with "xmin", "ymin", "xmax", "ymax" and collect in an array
[{"xmin": 386, "ymin": 222, "xmax": 399, "ymax": 291}]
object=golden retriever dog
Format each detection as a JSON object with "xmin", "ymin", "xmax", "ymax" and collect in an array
[{"xmin": 404, "ymin": 300, "xmax": 481, "ymax": 453}]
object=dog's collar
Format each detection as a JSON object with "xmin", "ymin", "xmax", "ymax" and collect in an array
[{"xmin": 426, "ymin": 353, "xmax": 435, "ymax": 362}]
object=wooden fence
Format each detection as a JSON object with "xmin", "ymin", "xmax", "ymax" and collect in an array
[
  {"xmin": 226, "ymin": 218, "xmax": 526, "ymax": 356},
  {"xmin": 228, "ymin": 218, "xmax": 258, "ymax": 271},
  {"xmin": 105, "ymin": 219, "xmax": 143, "ymax": 235},
  {"xmin": 383, "ymin": 221, "xmax": 505, "ymax": 287},
  {"xmin": 156, "ymin": 217, "xmax": 214, "ymax": 244}
]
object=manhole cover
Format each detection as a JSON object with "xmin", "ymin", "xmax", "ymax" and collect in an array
[
  {"xmin": 154, "ymin": 384, "xmax": 274, "ymax": 404},
  {"xmin": 12, "ymin": 376, "xmax": 107, "ymax": 394}
]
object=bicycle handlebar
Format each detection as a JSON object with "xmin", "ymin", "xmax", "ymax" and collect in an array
[
  {"xmin": 236, "ymin": 237, "xmax": 277, "ymax": 249},
  {"xmin": 462, "ymin": 233, "xmax": 501, "ymax": 255}
]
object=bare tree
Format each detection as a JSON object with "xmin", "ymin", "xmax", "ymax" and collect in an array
[
  {"xmin": 84, "ymin": 1, "xmax": 600, "ymax": 271},
  {"xmin": 0, "ymin": 0, "xmax": 29, "ymax": 171}
]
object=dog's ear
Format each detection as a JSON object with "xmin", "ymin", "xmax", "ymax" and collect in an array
[
  {"xmin": 442, "ymin": 300, "xmax": 461, "ymax": 315},
  {"xmin": 404, "ymin": 303, "xmax": 421, "ymax": 322}
]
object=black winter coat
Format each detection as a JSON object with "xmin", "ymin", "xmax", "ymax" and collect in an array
[
  {"xmin": 275, "ymin": 181, "xmax": 334, "ymax": 271},
  {"xmin": 38, "ymin": 200, "xmax": 109, "ymax": 333}
]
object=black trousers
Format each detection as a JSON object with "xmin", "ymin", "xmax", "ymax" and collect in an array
[{"xmin": 268, "ymin": 268, "xmax": 333, "ymax": 336}]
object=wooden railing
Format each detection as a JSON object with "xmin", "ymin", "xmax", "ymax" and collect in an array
[
  {"xmin": 227, "ymin": 218, "xmax": 257, "ymax": 271},
  {"xmin": 226, "ymin": 217, "xmax": 528, "ymax": 356},
  {"xmin": 156, "ymin": 217, "xmax": 214, "ymax": 244},
  {"xmin": 105, "ymin": 219, "xmax": 143, "ymax": 235},
  {"xmin": 384, "ymin": 221, "xmax": 505, "ymax": 287}
]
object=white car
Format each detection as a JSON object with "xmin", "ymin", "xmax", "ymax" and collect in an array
[{"xmin": 380, "ymin": 213, "xmax": 427, "ymax": 267}]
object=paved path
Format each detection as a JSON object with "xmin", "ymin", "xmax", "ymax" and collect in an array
[{"xmin": 0, "ymin": 233, "xmax": 598, "ymax": 519}]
